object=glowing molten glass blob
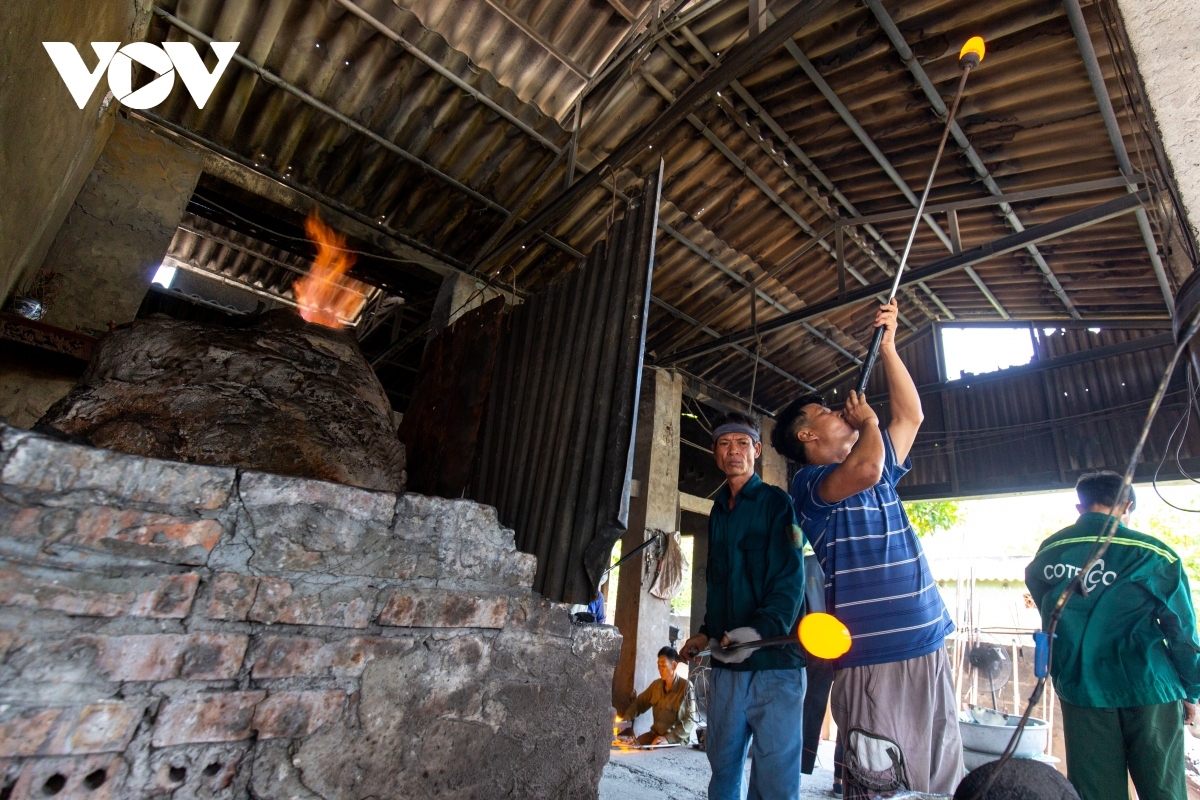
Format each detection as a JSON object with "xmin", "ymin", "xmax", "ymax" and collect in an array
[
  {"xmin": 959, "ymin": 36, "xmax": 986, "ymax": 64},
  {"xmin": 799, "ymin": 612, "xmax": 852, "ymax": 659},
  {"xmin": 294, "ymin": 212, "xmax": 369, "ymax": 328}
]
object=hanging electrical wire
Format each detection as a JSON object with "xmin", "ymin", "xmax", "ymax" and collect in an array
[
  {"xmin": 187, "ymin": 193, "xmax": 427, "ymax": 266},
  {"xmin": 1153, "ymin": 363, "xmax": 1200, "ymax": 510}
]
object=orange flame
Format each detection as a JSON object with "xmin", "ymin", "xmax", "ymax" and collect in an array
[{"xmin": 294, "ymin": 211, "xmax": 369, "ymax": 328}]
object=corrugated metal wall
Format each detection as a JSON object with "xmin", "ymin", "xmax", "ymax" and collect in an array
[
  {"xmin": 823, "ymin": 324, "xmax": 1199, "ymax": 499},
  {"xmin": 472, "ymin": 163, "xmax": 663, "ymax": 603}
]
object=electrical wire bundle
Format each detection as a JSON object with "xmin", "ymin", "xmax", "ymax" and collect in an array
[
  {"xmin": 1154, "ymin": 363, "xmax": 1200, "ymax": 512},
  {"xmin": 969, "ymin": 311, "xmax": 1200, "ymax": 799}
]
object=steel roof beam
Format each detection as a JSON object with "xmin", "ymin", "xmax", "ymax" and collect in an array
[
  {"xmin": 486, "ymin": 0, "xmax": 843, "ymax": 265},
  {"xmin": 650, "ymin": 297, "xmax": 816, "ymax": 390},
  {"xmin": 476, "ymin": 0, "xmax": 593, "ymax": 79},
  {"xmin": 592, "ymin": 168, "xmax": 876, "ymax": 371},
  {"xmin": 814, "ymin": 328, "xmax": 1175, "ymax": 394},
  {"xmin": 767, "ymin": 11, "xmax": 1010, "ymax": 319},
  {"xmin": 637, "ymin": 67, "xmax": 923, "ymax": 330},
  {"xmin": 332, "ymin": 0, "xmax": 565, "ymax": 154},
  {"xmin": 1062, "ymin": 0, "xmax": 1175, "ymax": 316},
  {"xmin": 605, "ymin": 0, "xmax": 636, "ymax": 23},
  {"xmin": 865, "ymin": 0, "xmax": 1081, "ymax": 320},
  {"xmin": 666, "ymin": 190, "xmax": 1148, "ymax": 363},
  {"xmin": 656, "ymin": 221, "xmax": 868, "ymax": 364},
  {"xmin": 833, "ymin": 176, "xmax": 1141, "ymax": 228},
  {"xmin": 671, "ymin": 25, "xmax": 955, "ymax": 320}
]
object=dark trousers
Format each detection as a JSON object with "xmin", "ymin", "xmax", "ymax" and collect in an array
[
  {"xmin": 802, "ymin": 657, "xmax": 842, "ymax": 781},
  {"xmin": 1060, "ymin": 698, "xmax": 1188, "ymax": 800}
]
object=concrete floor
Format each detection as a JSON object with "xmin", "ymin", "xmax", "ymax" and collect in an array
[{"xmin": 599, "ymin": 739, "xmax": 842, "ymax": 800}]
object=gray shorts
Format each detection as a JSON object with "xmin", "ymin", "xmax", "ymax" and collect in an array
[{"xmin": 831, "ymin": 648, "xmax": 964, "ymax": 795}]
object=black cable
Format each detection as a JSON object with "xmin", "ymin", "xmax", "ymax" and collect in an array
[
  {"xmin": 187, "ymin": 194, "xmax": 426, "ymax": 265},
  {"xmin": 1168, "ymin": 367, "xmax": 1196, "ymax": 482},
  {"xmin": 970, "ymin": 313, "xmax": 1200, "ymax": 799},
  {"xmin": 1153, "ymin": 363, "xmax": 1200, "ymax": 510}
]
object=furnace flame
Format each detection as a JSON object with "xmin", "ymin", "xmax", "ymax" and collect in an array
[{"xmin": 294, "ymin": 211, "xmax": 369, "ymax": 328}]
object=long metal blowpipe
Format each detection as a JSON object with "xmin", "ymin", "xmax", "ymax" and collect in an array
[{"xmin": 854, "ymin": 37, "xmax": 986, "ymax": 395}]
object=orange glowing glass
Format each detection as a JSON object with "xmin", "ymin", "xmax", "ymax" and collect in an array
[
  {"xmin": 799, "ymin": 612, "xmax": 852, "ymax": 659},
  {"xmin": 293, "ymin": 211, "xmax": 369, "ymax": 328},
  {"xmin": 959, "ymin": 36, "xmax": 986, "ymax": 64}
]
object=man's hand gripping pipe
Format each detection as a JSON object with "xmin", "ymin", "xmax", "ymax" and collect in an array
[{"xmin": 855, "ymin": 43, "xmax": 982, "ymax": 395}]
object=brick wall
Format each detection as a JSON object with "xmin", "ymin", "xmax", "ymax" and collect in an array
[{"xmin": 0, "ymin": 425, "xmax": 621, "ymax": 799}]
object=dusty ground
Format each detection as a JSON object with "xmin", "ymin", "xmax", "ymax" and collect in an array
[{"xmin": 599, "ymin": 739, "xmax": 841, "ymax": 800}]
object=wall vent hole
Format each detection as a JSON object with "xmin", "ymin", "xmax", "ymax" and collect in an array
[
  {"xmin": 41, "ymin": 775, "xmax": 66, "ymax": 796},
  {"xmin": 83, "ymin": 770, "xmax": 106, "ymax": 790},
  {"xmin": 203, "ymin": 763, "xmax": 221, "ymax": 777},
  {"xmin": 168, "ymin": 767, "xmax": 187, "ymax": 783}
]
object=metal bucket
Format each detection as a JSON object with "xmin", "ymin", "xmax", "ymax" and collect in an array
[{"xmin": 958, "ymin": 713, "xmax": 1048, "ymax": 758}]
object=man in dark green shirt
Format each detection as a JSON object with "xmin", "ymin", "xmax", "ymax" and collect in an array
[
  {"xmin": 1025, "ymin": 471, "xmax": 1200, "ymax": 800},
  {"xmin": 681, "ymin": 411, "xmax": 806, "ymax": 800}
]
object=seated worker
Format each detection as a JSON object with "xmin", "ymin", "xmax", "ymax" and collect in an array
[
  {"xmin": 1025, "ymin": 471, "xmax": 1200, "ymax": 800},
  {"xmin": 622, "ymin": 647, "xmax": 697, "ymax": 745}
]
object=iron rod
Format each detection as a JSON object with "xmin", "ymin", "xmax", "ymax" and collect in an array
[
  {"xmin": 864, "ymin": 0, "xmax": 1080, "ymax": 319},
  {"xmin": 855, "ymin": 64, "xmax": 976, "ymax": 394}
]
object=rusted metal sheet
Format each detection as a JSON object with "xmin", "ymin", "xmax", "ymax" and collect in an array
[
  {"xmin": 0, "ymin": 313, "xmax": 95, "ymax": 362},
  {"xmin": 398, "ymin": 296, "xmax": 505, "ymax": 498},
  {"xmin": 472, "ymin": 164, "xmax": 662, "ymax": 603}
]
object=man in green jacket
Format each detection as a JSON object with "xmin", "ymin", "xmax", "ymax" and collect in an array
[
  {"xmin": 1025, "ymin": 471, "xmax": 1200, "ymax": 800},
  {"xmin": 680, "ymin": 410, "xmax": 806, "ymax": 800}
]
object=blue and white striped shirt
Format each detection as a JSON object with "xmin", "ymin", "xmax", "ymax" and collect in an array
[{"xmin": 791, "ymin": 430, "xmax": 953, "ymax": 669}]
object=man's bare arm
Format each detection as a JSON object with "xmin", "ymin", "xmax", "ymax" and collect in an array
[
  {"xmin": 876, "ymin": 301, "xmax": 923, "ymax": 462},
  {"xmin": 818, "ymin": 391, "xmax": 884, "ymax": 504}
]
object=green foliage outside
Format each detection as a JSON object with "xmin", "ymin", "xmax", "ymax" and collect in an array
[
  {"xmin": 670, "ymin": 535, "xmax": 694, "ymax": 616},
  {"xmin": 904, "ymin": 500, "xmax": 964, "ymax": 538},
  {"xmin": 1143, "ymin": 504, "xmax": 1200, "ymax": 616}
]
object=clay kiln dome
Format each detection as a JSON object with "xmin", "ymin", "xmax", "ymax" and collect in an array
[{"xmin": 38, "ymin": 311, "xmax": 405, "ymax": 492}]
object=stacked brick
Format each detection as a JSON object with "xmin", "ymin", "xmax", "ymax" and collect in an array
[{"xmin": 0, "ymin": 425, "xmax": 621, "ymax": 799}]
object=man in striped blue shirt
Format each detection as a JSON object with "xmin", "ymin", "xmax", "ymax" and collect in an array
[{"xmin": 772, "ymin": 301, "xmax": 962, "ymax": 795}]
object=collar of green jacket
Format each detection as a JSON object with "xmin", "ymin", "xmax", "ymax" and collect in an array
[
  {"xmin": 705, "ymin": 472, "xmax": 805, "ymax": 672},
  {"xmin": 715, "ymin": 472, "xmax": 765, "ymax": 507},
  {"xmin": 1025, "ymin": 513, "xmax": 1200, "ymax": 707}
]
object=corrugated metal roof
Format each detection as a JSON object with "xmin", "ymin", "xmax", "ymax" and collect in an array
[
  {"xmin": 142, "ymin": 0, "xmax": 1190, "ymax": 413},
  {"xmin": 819, "ymin": 323, "xmax": 1199, "ymax": 499}
]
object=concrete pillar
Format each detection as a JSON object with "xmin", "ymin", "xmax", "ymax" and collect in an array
[
  {"xmin": 612, "ymin": 368, "xmax": 683, "ymax": 730},
  {"xmin": 34, "ymin": 118, "xmax": 203, "ymax": 335},
  {"xmin": 1112, "ymin": 0, "xmax": 1200, "ymax": 255},
  {"xmin": 1, "ymin": 0, "xmax": 146, "ymax": 302},
  {"xmin": 760, "ymin": 417, "xmax": 789, "ymax": 490}
]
